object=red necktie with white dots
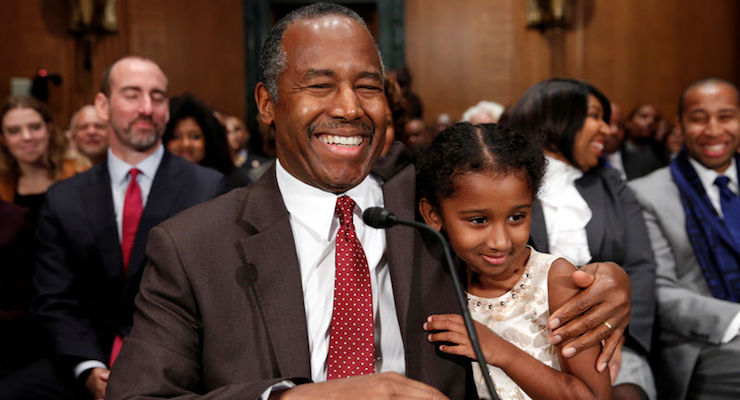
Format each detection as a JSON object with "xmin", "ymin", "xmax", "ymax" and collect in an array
[{"xmin": 327, "ymin": 195, "xmax": 375, "ymax": 379}]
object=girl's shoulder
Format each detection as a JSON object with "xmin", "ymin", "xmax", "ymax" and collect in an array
[{"xmin": 527, "ymin": 246, "xmax": 563, "ymax": 271}]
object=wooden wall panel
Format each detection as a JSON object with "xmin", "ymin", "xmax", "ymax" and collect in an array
[
  {"xmin": 406, "ymin": 0, "xmax": 739, "ymax": 124},
  {"xmin": 405, "ymin": 0, "xmax": 519, "ymax": 122},
  {"xmin": 0, "ymin": 0, "xmax": 246, "ymax": 131},
  {"xmin": 2, "ymin": 0, "xmax": 737, "ymax": 131}
]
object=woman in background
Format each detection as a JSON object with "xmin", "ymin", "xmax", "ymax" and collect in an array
[
  {"xmin": 506, "ymin": 78, "xmax": 657, "ymax": 400},
  {"xmin": 0, "ymin": 95, "xmax": 82, "ymax": 223},
  {"xmin": 163, "ymin": 93, "xmax": 249, "ymax": 187}
]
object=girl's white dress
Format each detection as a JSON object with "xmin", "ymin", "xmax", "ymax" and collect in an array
[{"xmin": 467, "ymin": 247, "xmax": 560, "ymax": 400}]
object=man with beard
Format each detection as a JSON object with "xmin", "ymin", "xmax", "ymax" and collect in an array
[{"xmin": 0, "ymin": 56, "xmax": 229, "ymax": 400}]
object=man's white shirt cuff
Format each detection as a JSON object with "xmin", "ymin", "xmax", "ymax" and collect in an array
[
  {"xmin": 74, "ymin": 360, "xmax": 108, "ymax": 379},
  {"xmin": 260, "ymin": 380, "xmax": 296, "ymax": 399}
]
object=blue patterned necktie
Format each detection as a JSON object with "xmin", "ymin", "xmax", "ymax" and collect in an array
[{"xmin": 714, "ymin": 175, "xmax": 740, "ymax": 247}]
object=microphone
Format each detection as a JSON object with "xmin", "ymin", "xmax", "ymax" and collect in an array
[
  {"xmin": 362, "ymin": 206, "xmax": 398, "ymax": 228},
  {"xmin": 362, "ymin": 207, "xmax": 499, "ymax": 400}
]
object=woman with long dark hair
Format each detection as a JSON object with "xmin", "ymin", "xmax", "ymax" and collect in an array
[
  {"xmin": 507, "ymin": 78, "xmax": 657, "ymax": 400},
  {"xmin": 163, "ymin": 93, "xmax": 249, "ymax": 187}
]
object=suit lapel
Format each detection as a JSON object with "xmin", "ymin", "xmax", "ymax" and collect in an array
[
  {"xmin": 237, "ymin": 166, "xmax": 311, "ymax": 378},
  {"xmin": 576, "ymin": 173, "xmax": 606, "ymax": 260},
  {"xmin": 82, "ymin": 163, "xmax": 123, "ymax": 278},
  {"xmin": 126, "ymin": 153, "xmax": 181, "ymax": 285},
  {"xmin": 380, "ymin": 164, "xmax": 415, "ymax": 344},
  {"xmin": 529, "ymin": 200, "xmax": 549, "ymax": 252}
]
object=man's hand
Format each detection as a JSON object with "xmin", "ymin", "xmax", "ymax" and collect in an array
[
  {"xmin": 547, "ymin": 261, "xmax": 631, "ymax": 372},
  {"xmin": 85, "ymin": 367, "xmax": 110, "ymax": 400},
  {"xmin": 269, "ymin": 372, "xmax": 448, "ymax": 399}
]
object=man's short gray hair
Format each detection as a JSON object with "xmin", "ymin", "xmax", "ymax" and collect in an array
[{"xmin": 257, "ymin": 2, "xmax": 383, "ymax": 103}]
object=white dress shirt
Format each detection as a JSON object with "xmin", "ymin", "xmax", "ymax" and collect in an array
[
  {"xmin": 267, "ymin": 160, "xmax": 404, "ymax": 391},
  {"xmin": 606, "ymin": 150, "xmax": 627, "ymax": 181},
  {"xmin": 108, "ymin": 145, "xmax": 165, "ymax": 240},
  {"xmin": 539, "ymin": 156, "xmax": 593, "ymax": 266},
  {"xmin": 74, "ymin": 145, "xmax": 165, "ymax": 378},
  {"xmin": 688, "ymin": 157, "xmax": 738, "ymax": 218},
  {"xmin": 686, "ymin": 157, "xmax": 740, "ymax": 343}
]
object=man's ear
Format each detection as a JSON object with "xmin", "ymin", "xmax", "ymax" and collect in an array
[
  {"xmin": 94, "ymin": 92, "xmax": 110, "ymax": 122},
  {"xmin": 419, "ymin": 198, "xmax": 443, "ymax": 231},
  {"xmin": 255, "ymin": 82, "xmax": 276, "ymax": 128}
]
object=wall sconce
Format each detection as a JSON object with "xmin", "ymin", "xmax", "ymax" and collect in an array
[
  {"xmin": 69, "ymin": 0, "xmax": 118, "ymax": 34},
  {"xmin": 526, "ymin": 0, "xmax": 573, "ymax": 32},
  {"xmin": 68, "ymin": 0, "xmax": 118, "ymax": 70}
]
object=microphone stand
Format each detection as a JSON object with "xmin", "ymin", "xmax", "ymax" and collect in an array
[{"xmin": 366, "ymin": 210, "xmax": 499, "ymax": 400}]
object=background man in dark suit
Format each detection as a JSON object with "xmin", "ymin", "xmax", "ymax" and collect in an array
[
  {"xmin": 0, "ymin": 56, "xmax": 228, "ymax": 400},
  {"xmin": 107, "ymin": 4, "xmax": 631, "ymax": 399},
  {"xmin": 630, "ymin": 78, "xmax": 740, "ymax": 399}
]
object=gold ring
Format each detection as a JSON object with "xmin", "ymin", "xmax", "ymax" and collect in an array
[{"xmin": 604, "ymin": 321, "xmax": 613, "ymax": 330}]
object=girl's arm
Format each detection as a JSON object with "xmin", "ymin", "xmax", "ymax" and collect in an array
[{"xmin": 424, "ymin": 258, "xmax": 611, "ymax": 400}]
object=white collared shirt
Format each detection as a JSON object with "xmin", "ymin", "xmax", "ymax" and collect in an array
[
  {"xmin": 107, "ymin": 145, "xmax": 165, "ymax": 241},
  {"xmin": 688, "ymin": 157, "xmax": 738, "ymax": 217},
  {"xmin": 539, "ymin": 156, "xmax": 593, "ymax": 266},
  {"xmin": 606, "ymin": 150, "xmax": 627, "ymax": 181},
  {"xmin": 275, "ymin": 160, "xmax": 405, "ymax": 382}
]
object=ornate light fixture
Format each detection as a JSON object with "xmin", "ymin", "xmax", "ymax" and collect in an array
[{"xmin": 526, "ymin": 0, "xmax": 573, "ymax": 32}]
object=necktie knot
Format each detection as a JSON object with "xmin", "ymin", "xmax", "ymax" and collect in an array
[
  {"xmin": 715, "ymin": 175, "xmax": 730, "ymax": 190},
  {"xmin": 335, "ymin": 195, "xmax": 357, "ymax": 227},
  {"xmin": 129, "ymin": 168, "xmax": 141, "ymax": 181}
]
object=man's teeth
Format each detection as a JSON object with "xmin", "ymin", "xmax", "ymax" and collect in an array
[
  {"xmin": 705, "ymin": 143, "xmax": 725, "ymax": 152},
  {"xmin": 320, "ymin": 135, "xmax": 362, "ymax": 146},
  {"xmin": 592, "ymin": 142, "xmax": 604, "ymax": 151}
]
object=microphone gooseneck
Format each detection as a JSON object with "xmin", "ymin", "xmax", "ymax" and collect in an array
[{"xmin": 362, "ymin": 207, "xmax": 499, "ymax": 400}]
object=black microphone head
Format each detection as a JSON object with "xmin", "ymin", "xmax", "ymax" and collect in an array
[{"xmin": 362, "ymin": 207, "xmax": 397, "ymax": 228}]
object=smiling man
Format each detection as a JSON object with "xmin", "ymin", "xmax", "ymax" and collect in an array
[
  {"xmin": 630, "ymin": 78, "xmax": 740, "ymax": 399},
  {"xmin": 106, "ymin": 5, "xmax": 468, "ymax": 399},
  {"xmin": 107, "ymin": 4, "xmax": 630, "ymax": 400},
  {"xmin": 69, "ymin": 105, "xmax": 110, "ymax": 165}
]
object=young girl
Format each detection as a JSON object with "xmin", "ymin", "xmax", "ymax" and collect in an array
[{"xmin": 417, "ymin": 122, "xmax": 611, "ymax": 400}]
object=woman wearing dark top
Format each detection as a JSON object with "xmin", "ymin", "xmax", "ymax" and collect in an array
[
  {"xmin": 0, "ymin": 97, "xmax": 83, "ymax": 377},
  {"xmin": 506, "ymin": 79, "xmax": 658, "ymax": 400}
]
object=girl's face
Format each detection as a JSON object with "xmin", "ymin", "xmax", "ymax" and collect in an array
[
  {"xmin": 573, "ymin": 94, "xmax": 611, "ymax": 171},
  {"xmin": 420, "ymin": 171, "xmax": 533, "ymax": 287},
  {"xmin": 1, "ymin": 107, "xmax": 51, "ymax": 167},
  {"xmin": 167, "ymin": 117, "xmax": 206, "ymax": 164}
]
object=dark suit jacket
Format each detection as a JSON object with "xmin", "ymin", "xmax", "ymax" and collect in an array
[
  {"xmin": 529, "ymin": 166, "xmax": 656, "ymax": 354},
  {"xmin": 622, "ymin": 141, "xmax": 668, "ymax": 181},
  {"xmin": 106, "ymin": 146, "xmax": 474, "ymax": 399},
  {"xmin": 32, "ymin": 151, "xmax": 229, "ymax": 368}
]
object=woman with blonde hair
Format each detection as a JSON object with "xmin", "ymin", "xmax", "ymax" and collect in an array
[{"xmin": 0, "ymin": 96, "xmax": 83, "ymax": 222}]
